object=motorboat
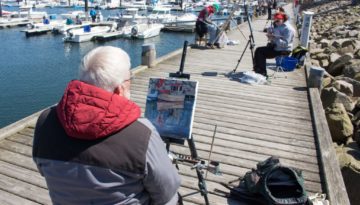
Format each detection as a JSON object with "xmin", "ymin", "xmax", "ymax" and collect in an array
[
  {"xmin": 10, "ymin": 7, "xmax": 48, "ymax": 22},
  {"xmin": 163, "ymin": 13, "xmax": 197, "ymax": 32},
  {"xmin": 125, "ymin": 1, "xmax": 147, "ymax": 10},
  {"xmin": 148, "ymin": 6, "xmax": 175, "ymax": 23},
  {"xmin": 60, "ymin": 10, "xmax": 86, "ymax": 20},
  {"xmin": 115, "ymin": 8, "xmax": 147, "ymax": 22},
  {"xmin": 123, "ymin": 20, "xmax": 164, "ymax": 39},
  {"xmin": 63, "ymin": 22, "xmax": 116, "ymax": 43},
  {"xmin": 22, "ymin": 20, "xmax": 63, "ymax": 36}
]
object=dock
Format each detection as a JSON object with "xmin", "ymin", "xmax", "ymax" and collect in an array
[{"xmin": 0, "ymin": 3, "xmax": 350, "ymax": 205}]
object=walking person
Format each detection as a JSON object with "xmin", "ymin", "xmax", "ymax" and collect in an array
[{"xmin": 32, "ymin": 46, "xmax": 181, "ymax": 205}]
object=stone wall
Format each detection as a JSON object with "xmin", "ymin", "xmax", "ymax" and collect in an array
[{"xmin": 304, "ymin": 1, "xmax": 360, "ymax": 204}]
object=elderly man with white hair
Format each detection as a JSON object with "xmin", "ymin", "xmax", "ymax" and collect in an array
[{"xmin": 32, "ymin": 46, "xmax": 181, "ymax": 205}]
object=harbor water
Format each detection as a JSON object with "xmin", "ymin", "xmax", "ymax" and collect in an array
[{"xmin": 0, "ymin": 7, "xmax": 194, "ymax": 128}]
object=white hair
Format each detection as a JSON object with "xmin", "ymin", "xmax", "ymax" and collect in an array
[{"xmin": 79, "ymin": 46, "xmax": 131, "ymax": 92}]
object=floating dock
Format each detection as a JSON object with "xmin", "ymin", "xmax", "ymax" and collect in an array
[{"xmin": 0, "ymin": 3, "xmax": 350, "ymax": 205}]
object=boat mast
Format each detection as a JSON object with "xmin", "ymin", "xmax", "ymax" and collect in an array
[
  {"xmin": 0, "ymin": 0, "xmax": 2, "ymax": 17},
  {"xmin": 85, "ymin": 0, "xmax": 89, "ymax": 20}
]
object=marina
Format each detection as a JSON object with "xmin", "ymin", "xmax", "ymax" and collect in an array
[{"xmin": 0, "ymin": 2, "xmax": 350, "ymax": 204}]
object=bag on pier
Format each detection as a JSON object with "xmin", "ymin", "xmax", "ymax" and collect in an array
[{"xmin": 222, "ymin": 156, "xmax": 309, "ymax": 205}]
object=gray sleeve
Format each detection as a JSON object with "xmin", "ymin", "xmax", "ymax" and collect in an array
[
  {"xmin": 274, "ymin": 26, "xmax": 293, "ymax": 49},
  {"xmin": 140, "ymin": 119, "xmax": 181, "ymax": 205}
]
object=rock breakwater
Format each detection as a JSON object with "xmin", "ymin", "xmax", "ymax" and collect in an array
[{"xmin": 306, "ymin": 1, "xmax": 360, "ymax": 203}]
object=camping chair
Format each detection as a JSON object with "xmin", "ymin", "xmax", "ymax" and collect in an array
[{"xmin": 269, "ymin": 51, "xmax": 291, "ymax": 79}]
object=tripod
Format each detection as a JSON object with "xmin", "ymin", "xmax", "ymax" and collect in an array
[
  {"xmin": 233, "ymin": 1, "xmax": 255, "ymax": 73},
  {"xmin": 167, "ymin": 40, "xmax": 210, "ymax": 205}
]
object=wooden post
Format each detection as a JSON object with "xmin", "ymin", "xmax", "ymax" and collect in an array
[
  {"xmin": 300, "ymin": 11, "xmax": 314, "ymax": 48},
  {"xmin": 141, "ymin": 44, "xmax": 156, "ymax": 68},
  {"xmin": 308, "ymin": 66, "xmax": 324, "ymax": 88}
]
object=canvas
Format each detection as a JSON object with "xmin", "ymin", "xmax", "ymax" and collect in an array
[{"xmin": 145, "ymin": 78, "xmax": 198, "ymax": 141}]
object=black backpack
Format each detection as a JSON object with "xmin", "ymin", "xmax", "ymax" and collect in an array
[{"xmin": 222, "ymin": 157, "xmax": 309, "ymax": 205}]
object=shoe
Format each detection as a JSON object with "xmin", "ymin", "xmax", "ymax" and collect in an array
[
  {"xmin": 206, "ymin": 44, "xmax": 215, "ymax": 49},
  {"xmin": 214, "ymin": 43, "xmax": 221, "ymax": 49}
]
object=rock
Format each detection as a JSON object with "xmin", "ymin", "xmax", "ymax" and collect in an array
[
  {"xmin": 336, "ymin": 143, "xmax": 360, "ymax": 205},
  {"xmin": 316, "ymin": 53, "xmax": 329, "ymax": 60},
  {"xmin": 355, "ymin": 49, "xmax": 360, "ymax": 59},
  {"xmin": 311, "ymin": 59, "xmax": 320, "ymax": 67},
  {"xmin": 352, "ymin": 110, "xmax": 360, "ymax": 127},
  {"xmin": 327, "ymin": 53, "xmax": 353, "ymax": 76},
  {"xmin": 325, "ymin": 103, "xmax": 353, "ymax": 143},
  {"xmin": 320, "ymin": 59, "xmax": 329, "ymax": 68},
  {"xmin": 330, "ymin": 53, "xmax": 341, "ymax": 63},
  {"xmin": 348, "ymin": 30, "xmax": 359, "ymax": 38},
  {"xmin": 321, "ymin": 87, "xmax": 355, "ymax": 111},
  {"xmin": 322, "ymin": 77, "xmax": 333, "ymax": 88},
  {"xmin": 320, "ymin": 39, "xmax": 331, "ymax": 48},
  {"xmin": 310, "ymin": 48, "xmax": 324, "ymax": 55},
  {"xmin": 343, "ymin": 63, "xmax": 360, "ymax": 79},
  {"xmin": 332, "ymin": 40, "xmax": 342, "ymax": 48},
  {"xmin": 335, "ymin": 76, "xmax": 360, "ymax": 97},
  {"xmin": 334, "ymin": 80, "xmax": 354, "ymax": 96}
]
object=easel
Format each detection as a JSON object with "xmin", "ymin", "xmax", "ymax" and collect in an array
[
  {"xmin": 232, "ymin": 0, "xmax": 256, "ymax": 73},
  {"xmin": 211, "ymin": 4, "xmax": 248, "ymax": 45},
  {"xmin": 165, "ymin": 40, "xmax": 216, "ymax": 205}
]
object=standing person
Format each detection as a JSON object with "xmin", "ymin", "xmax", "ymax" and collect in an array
[
  {"xmin": 32, "ymin": 46, "xmax": 181, "ymax": 205},
  {"xmin": 267, "ymin": 0, "xmax": 273, "ymax": 20},
  {"xmin": 90, "ymin": 8, "xmax": 97, "ymax": 22},
  {"xmin": 195, "ymin": 3, "xmax": 220, "ymax": 48},
  {"xmin": 253, "ymin": 13, "xmax": 294, "ymax": 77}
]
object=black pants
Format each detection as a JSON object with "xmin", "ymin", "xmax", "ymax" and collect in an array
[
  {"xmin": 267, "ymin": 7, "xmax": 272, "ymax": 20},
  {"xmin": 253, "ymin": 46, "xmax": 287, "ymax": 76},
  {"xmin": 195, "ymin": 21, "xmax": 208, "ymax": 38}
]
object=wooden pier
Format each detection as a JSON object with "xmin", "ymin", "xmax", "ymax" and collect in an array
[{"xmin": 0, "ymin": 4, "xmax": 350, "ymax": 205}]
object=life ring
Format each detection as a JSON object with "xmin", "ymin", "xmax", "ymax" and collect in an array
[{"xmin": 131, "ymin": 26, "xmax": 138, "ymax": 36}]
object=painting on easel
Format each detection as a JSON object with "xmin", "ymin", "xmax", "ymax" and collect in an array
[{"xmin": 145, "ymin": 78, "xmax": 198, "ymax": 142}]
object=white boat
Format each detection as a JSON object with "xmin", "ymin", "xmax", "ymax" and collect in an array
[
  {"xmin": 148, "ymin": 6, "xmax": 176, "ymax": 23},
  {"xmin": 54, "ymin": 21, "xmax": 92, "ymax": 34},
  {"xmin": 10, "ymin": 7, "xmax": 48, "ymax": 22},
  {"xmin": 63, "ymin": 23, "xmax": 116, "ymax": 43},
  {"xmin": 60, "ymin": 11, "xmax": 86, "ymax": 20},
  {"xmin": 125, "ymin": 0, "xmax": 147, "ymax": 10},
  {"xmin": 123, "ymin": 21, "xmax": 164, "ymax": 39},
  {"xmin": 22, "ymin": 20, "xmax": 62, "ymax": 36},
  {"xmin": 116, "ymin": 8, "xmax": 147, "ymax": 22},
  {"xmin": 163, "ymin": 13, "xmax": 197, "ymax": 32}
]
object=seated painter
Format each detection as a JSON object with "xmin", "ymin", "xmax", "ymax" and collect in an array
[
  {"xmin": 32, "ymin": 46, "xmax": 181, "ymax": 205},
  {"xmin": 195, "ymin": 3, "xmax": 221, "ymax": 48},
  {"xmin": 253, "ymin": 12, "xmax": 294, "ymax": 77}
]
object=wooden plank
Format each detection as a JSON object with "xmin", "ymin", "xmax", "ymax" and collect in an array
[
  {"xmin": 0, "ymin": 149, "xmax": 38, "ymax": 171},
  {"xmin": 0, "ymin": 173, "xmax": 51, "ymax": 204},
  {"xmin": 308, "ymin": 87, "xmax": 350, "ymax": 204},
  {"xmin": 0, "ymin": 139, "xmax": 32, "ymax": 157},
  {"xmin": 0, "ymin": 160, "xmax": 46, "ymax": 188},
  {"xmin": 170, "ymin": 143, "xmax": 321, "ymax": 182},
  {"xmin": 0, "ymin": 110, "xmax": 41, "ymax": 142},
  {"xmin": 0, "ymin": 189, "xmax": 40, "ymax": 205},
  {"xmin": 7, "ymin": 133, "xmax": 33, "ymax": 146}
]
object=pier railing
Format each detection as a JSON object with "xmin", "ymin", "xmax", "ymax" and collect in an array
[{"xmin": 305, "ymin": 61, "xmax": 351, "ymax": 205}]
